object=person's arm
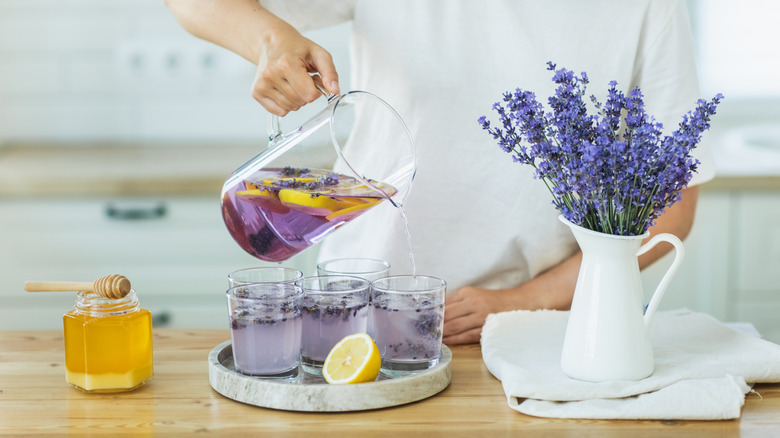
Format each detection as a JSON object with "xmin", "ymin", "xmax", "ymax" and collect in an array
[
  {"xmin": 442, "ymin": 185, "xmax": 700, "ymax": 345},
  {"xmin": 164, "ymin": 0, "xmax": 339, "ymax": 115}
]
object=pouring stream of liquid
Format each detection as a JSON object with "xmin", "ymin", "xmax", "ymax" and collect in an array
[{"xmin": 397, "ymin": 206, "xmax": 417, "ymax": 277}]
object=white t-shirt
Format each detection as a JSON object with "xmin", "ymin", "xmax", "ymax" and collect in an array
[{"xmin": 260, "ymin": 0, "xmax": 715, "ymax": 291}]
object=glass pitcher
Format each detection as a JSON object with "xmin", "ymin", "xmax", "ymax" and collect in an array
[{"xmin": 221, "ymin": 88, "xmax": 416, "ymax": 262}]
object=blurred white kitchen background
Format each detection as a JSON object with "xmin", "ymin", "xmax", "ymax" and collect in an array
[{"xmin": 1, "ymin": 0, "xmax": 780, "ymax": 340}]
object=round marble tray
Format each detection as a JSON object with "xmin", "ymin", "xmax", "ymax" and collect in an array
[{"xmin": 208, "ymin": 341, "xmax": 452, "ymax": 412}]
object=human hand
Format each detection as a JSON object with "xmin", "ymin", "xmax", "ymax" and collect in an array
[
  {"xmin": 443, "ymin": 286, "xmax": 514, "ymax": 345},
  {"xmin": 252, "ymin": 22, "xmax": 340, "ymax": 116},
  {"xmin": 443, "ymin": 255, "xmax": 582, "ymax": 345}
]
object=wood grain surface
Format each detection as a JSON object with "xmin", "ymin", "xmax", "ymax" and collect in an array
[{"xmin": 1, "ymin": 329, "xmax": 779, "ymax": 436}]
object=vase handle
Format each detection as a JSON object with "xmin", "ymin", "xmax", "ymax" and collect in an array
[{"xmin": 637, "ymin": 233, "xmax": 685, "ymax": 327}]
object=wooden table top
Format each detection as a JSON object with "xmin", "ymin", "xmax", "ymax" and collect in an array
[{"xmin": 1, "ymin": 329, "xmax": 779, "ymax": 436}]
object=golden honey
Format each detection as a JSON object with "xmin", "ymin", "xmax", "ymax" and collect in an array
[{"xmin": 63, "ymin": 290, "xmax": 153, "ymax": 392}]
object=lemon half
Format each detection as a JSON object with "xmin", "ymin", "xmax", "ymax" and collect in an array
[{"xmin": 322, "ymin": 333, "xmax": 381, "ymax": 384}]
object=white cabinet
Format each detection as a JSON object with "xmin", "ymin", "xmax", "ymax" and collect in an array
[
  {"xmin": 0, "ymin": 197, "xmax": 318, "ymax": 330},
  {"xmin": 734, "ymin": 194, "xmax": 780, "ymax": 292},
  {"xmin": 641, "ymin": 189, "xmax": 780, "ymax": 343},
  {"xmin": 733, "ymin": 194, "xmax": 780, "ymax": 342}
]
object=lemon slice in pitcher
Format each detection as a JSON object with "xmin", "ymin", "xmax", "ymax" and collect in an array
[
  {"xmin": 278, "ymin": 189, "xmax": 344, "ymax": 216},
  {"xmin": 322, "ymin": 333, "xmax": 381, "ymax": 384},
  {"xmin": 325, "ymin": 198, "xmax": 380, "ymax": 222}
]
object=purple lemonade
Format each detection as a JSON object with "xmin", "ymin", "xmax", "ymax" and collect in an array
[
  {"xmin": 227, "ymin": 285, "xmax": 302, "ymax": 378},
  {"xmin": 221, "ymin": 167, "xmax": 395, "ymax": 262},
  {"xmin": 371, "ymin": 276, "xmax": 446, "ymax": 376},
  {"xmin": 230, "ymin": 312, "xmax": 302, "ymax": 376},
  {"xmin": 373, "ymin": 301, "xmax": 444, "ymax": 365},
  {"xmin": 297, "ymin": 276, "xmax": 371, "ymax": 374}
]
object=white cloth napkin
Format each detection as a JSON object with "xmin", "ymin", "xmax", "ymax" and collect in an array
[{"xmin": 481, "ymin": 308, "xmax": 780, "ymax": 420}]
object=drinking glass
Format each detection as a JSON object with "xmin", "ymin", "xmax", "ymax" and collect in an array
[
  {"xmin": 228, "ymin": 266, "xmax": 303, "ymax": 287},
  {"xmin": 226, "ymin": 282, "xmax": 303, "ymax": 379},
  {"xmin": 371, "ymin": 275, "xmax": 446, "ymax": 377},
  {"xmin": 296, "ymin": 275, "xmax": 371, "ymax": 375},
  {"xmin": 316, "ymin": 258, "xmax": 391, "ymax": 340}
]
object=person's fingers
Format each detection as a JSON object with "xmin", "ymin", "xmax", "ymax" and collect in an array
[
  {"xmin": 253, "ymin": 95, "xmax": 289, "ymax": 117},
  {"xmin": 251, "ymin": 30, "xmax": 337, "ymax": 112},
  {"xmin": 308, "ymin": 47, "xmax": 339, "ymax": 95},
  {"xmin": 275, "ymin": 76, "xmax": 314, "ymax": 107},
  {"xmin": 252, "ymin": 82, "xmax": 300, "ymax": 116},
  {"xmin": 309, "ymin": 74, "xmax": 333, "ymax": 99},
  {"xmin": 284, "ymin": 69, "xmax": 323, "ymax": 104},
  {"xmin": 444, "ymin": 288, "xmax": 466, "ymax": 306},
  {"xmin": 443, "ymin": 313, "xmax": 483, "ymax": 337},
  {"xmin": 443, "ymin": 327, "xmax": 482, "ymax": 345},
  {"xmin": 443, "ymin": 299, "xmax": 471, "ymax": 322},
  {"xmin": 252, "ymin": 62, "xmax": 309, "ymax": 115}
]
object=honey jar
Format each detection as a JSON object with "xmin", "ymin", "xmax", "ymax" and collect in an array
[{"xmin": 63, "ymin": 290, "xmax": 154, "ymax": 392}]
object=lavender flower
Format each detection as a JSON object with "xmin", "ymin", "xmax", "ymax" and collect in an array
[
  {"xmin": 269, "ymin": 167, "xmax": 340, "ymax": 192},
  {"xmin": 479, "ymin": 62, "xmax": 723, "ymax": 235}
]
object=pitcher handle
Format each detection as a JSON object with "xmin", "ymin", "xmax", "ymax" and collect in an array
[
  {"xmin": 637, "ymin": 233, "xmax": 685, "ymax": 327},
  {"xmin": 268, "ymin": 114, "xmax": 283, "ymax": 141},
  {"xmin": 267, "ymin": 75, "xmax": 337, "ymax": 142}
]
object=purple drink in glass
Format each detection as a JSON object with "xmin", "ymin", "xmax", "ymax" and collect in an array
[
  {"xmin": 227, "ymin": 283, "xmax": 302, "ymax": 379},
  {"xmin": 371, "ymin": 275, "xmax": 446, "ymax": 377},
  {"xmin": 221, "ymin": 167, "xmax": 394, "ymax": 262},
  {"xmin": 297, "ymin": 275, "xmax": 370, "ymax": 375}
]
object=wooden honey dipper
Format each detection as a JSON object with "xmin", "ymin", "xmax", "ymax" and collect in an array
[{"xmin": 24, "ymin": 274, "xmax": 132, "ymax": 299}]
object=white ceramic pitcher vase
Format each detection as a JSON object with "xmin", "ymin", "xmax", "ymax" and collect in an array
[{"xmin": 559, "ymin": 215, "xmax": 685, "ymax": 382}]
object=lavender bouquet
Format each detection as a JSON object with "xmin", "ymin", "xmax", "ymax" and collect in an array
[{"xmin": 479, "ymin": 62, "xmax": 722, "ymax": 236}]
